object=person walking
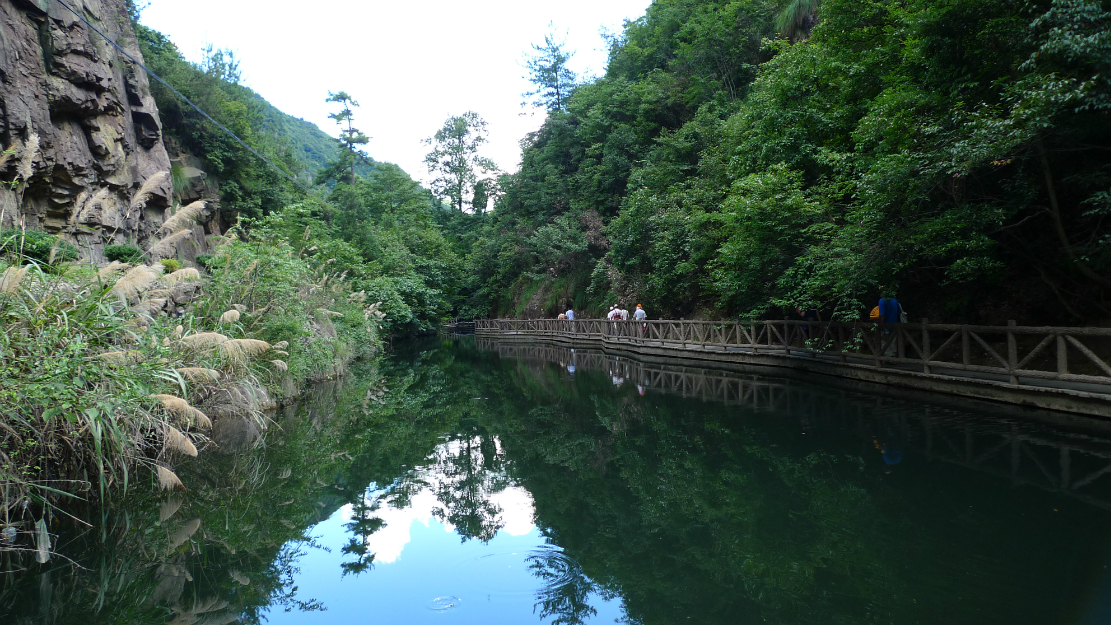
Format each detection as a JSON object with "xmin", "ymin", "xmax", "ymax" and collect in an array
[
  {"xmin": 878, "ymin": 294, "xmax": 903, "ymax": 324},
  {"xmin": 877, "ymin": 291, "xmax": 905, "ymax": 357},
  {"xmin": 607, "ymin": 305, "xmax": 620, "ymax": 336},
  {"xmin": 633, "ymin": 304, "xmax": 647, "ymax": 337}
]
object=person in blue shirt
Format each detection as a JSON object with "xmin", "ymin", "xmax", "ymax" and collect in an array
[{"xmin": 878, "ymin": 293, "xmax": 903, "ymax": 324}]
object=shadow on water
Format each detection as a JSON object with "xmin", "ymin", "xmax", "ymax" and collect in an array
[{"xmin": 0, "ymin": 336, "xmax": 1108, "ymax": 624}]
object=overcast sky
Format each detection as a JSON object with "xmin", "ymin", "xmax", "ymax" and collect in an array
[{"xmin": 139, "ymin": 0, "xmax": 652, "ymax": 185}]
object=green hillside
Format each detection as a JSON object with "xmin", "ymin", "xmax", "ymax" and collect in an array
[{"xmin": 250, "ymin": 92, "xmax": 378, "ymax": 182}]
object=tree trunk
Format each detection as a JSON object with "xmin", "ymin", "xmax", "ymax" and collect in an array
[{"xmin": 1037, "ymin": 136, "xmax": 1101, "ymax": 283}]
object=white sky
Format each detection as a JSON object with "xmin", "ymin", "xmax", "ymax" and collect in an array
[{"xmin": 139, "ymin": 0, "xmax": 652, "ymax": 185}]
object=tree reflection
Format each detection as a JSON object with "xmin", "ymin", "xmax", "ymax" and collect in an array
[
  {"xmin": 340, "ymin": 495, "xmax": 384, "ymax": 577},
  {"xmin": 429, "ymin": 432, "xmax": 511, "ymax": 542},
  {"xmin": 527, "ymin": 546, "xmax": 599, "ymax": 625}
]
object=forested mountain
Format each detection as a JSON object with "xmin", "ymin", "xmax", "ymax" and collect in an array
[
  {"xmin": 130, "ymin": 9, "xmax": 456, "ymax": 335},
  {"xmin": 127, "ymin": 0, "xmax": 1108, "ymax": 329},
  {"xmin": 463, "ymin": 0, "xmax": 1110, "ymax": 325}
]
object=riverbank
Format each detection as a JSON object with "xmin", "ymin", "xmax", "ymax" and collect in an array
[{"xmin": 0, "ymin": 228, "xmax": 384, "ymax": 525}]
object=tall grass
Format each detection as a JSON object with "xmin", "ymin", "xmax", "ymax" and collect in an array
[
  {"xmin": 196, "ymin": 228, "xmax": 382, "ymax": 394},
  {"xmin": 0, "ymin": 259, "xmax": 282, "ymax": 525}
]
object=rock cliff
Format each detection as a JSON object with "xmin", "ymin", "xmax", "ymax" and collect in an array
[{"xmin": 0, "ymin": 0, "xmax": 214, "ymax": 262}]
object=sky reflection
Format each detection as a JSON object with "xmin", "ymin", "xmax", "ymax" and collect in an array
[{"xmin": 262, "ymin": 439, "xmax": 623, "ymax": 624}]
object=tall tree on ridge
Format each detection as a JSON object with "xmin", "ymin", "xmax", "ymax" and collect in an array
[
  {"xmin": 424, "ymin": 112, "xmax": 498, "ymax": 212},
  {"xmin": 522, "ymin": 30, "xmax": 577, "ymax": 112},
  {"xmin": 322, "ymin": 91, "xmax": 371, "ymax": 187}
]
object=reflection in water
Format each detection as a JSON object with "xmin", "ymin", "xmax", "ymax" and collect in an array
[{"xmin": 0, "ymin": 337, "xmax": 1108, "ymax": 624}]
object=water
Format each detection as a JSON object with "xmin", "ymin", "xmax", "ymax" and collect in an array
[{"xmin": 1, "ymin": 336, "xmax": 1108, "ymax": 624}]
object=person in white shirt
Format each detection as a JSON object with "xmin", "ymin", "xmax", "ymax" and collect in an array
[
  {"xmin": 619, "ymin": 306, "xmax": 629, "ymax": 320},
  {"xmin": 565, "ymin": 308, "xmax": 574, "ymax": 320},
  {"xmin": 633, "ymin": 303, "xmax": 647, "ymax": 336}
]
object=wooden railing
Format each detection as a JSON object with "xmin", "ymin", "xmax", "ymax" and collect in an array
[{"xmin": 474, "ymin": 318, "xmax": 1111, "ymax": 392}]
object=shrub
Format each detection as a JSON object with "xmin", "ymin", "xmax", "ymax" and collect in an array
[
  {"xmin": 160, "ymin": 258, "xmax": 182, "ymax": 273},
  {"xmin": 0, "ymin": 229, "xmax": 79, "ymax": 265},
  {"xmin": 104, "ymin": 244, "xmax": 144, "ymax": 264}
]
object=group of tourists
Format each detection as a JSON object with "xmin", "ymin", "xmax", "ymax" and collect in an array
[
  {"xmin": 557, "ymin": 304, "xmax": 647, "ymax": 322},
  {"xmin": 558, "ymin": 295, "xmax": 903, "ymax": 325}
]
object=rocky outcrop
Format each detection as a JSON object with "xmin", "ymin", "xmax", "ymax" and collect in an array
[{"xmin": 0, "ymin": 0, "xmax": 213, "ymax": 262}]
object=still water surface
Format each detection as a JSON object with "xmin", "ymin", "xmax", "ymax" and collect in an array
[{"xmin": 2, "ymin": 336, "xmax": 1109, "ymax": 624}]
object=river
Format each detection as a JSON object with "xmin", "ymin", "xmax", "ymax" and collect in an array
[{"xmin": 2, "ymin": 336, "xmax": 1108, "ymax": 624}]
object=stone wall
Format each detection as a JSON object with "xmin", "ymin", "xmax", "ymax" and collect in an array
[{"xmin": 0, "ymin": 0, "xmax": 213, "ymax": 263}]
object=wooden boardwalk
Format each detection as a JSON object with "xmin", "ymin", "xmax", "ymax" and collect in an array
[
  {"xmin": 475, "ymin": 318, "xmax": 1111, "ymax": 417},
  {"xmin": 475, "ymin": 338, "xmax": 1111, "ymax": 509}
]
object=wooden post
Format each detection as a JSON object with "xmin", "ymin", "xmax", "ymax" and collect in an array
[
  {"xmin": 961, "ymin": 326, "xmax": 971, "ymax": 366},
  {"xmin": 922, "ymin": 318, "xmax": 931, "ymax": 374},
  {"xmin": 1006, "ymin": 320, "xmax": 1018, "ymax": 385},
  {"xmin": 783, "ymin": 317, "xmax": 790, "ymax": 355},
  {"xmin": 1057, "ymin": 332, "xmax": 1068, "ymax": 375}
]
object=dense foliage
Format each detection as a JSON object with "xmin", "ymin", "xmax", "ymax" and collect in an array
[
  {"xmin": 131, "ymin": 10, "xmax": 464, "ymax": 335},
  {"xmin": 463, "ymin": 0, "xmax": 1109, "ymax": 324},
  {"xmin": 127, "ymin": 0, "xmax": 1108, "ymax": 328}
]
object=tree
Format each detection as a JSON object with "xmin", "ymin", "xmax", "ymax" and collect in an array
[
  {"xmin": 523, "ymin": 31, "xmax": 577, "ymax": 111},
  {"xmin": 321, "ymin": 91, "xmax": 371, "ymax": 187},
  {"xmin": 423, "ymin": 112, "xmax": 498, "ymax": 212}
]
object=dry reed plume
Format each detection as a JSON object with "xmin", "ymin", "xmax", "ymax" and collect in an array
[
  {"xmin": 96, "ymin": 350, "xmax": 144, "ymax": 364},
  {"xmin": 164, "ymin": 425, "xmax": 198, "ymax": 457},
  {"xmin": 129, "ymin": 171, "xmax": 170, "ymax": 212},
  {"xmin": 0, "ymin": 266, "xmax": 28, "ymax": 293},
  {"xmin": 96, "ymin": 261, "xmax": 131, "ymax": 281},
  {"xmin": 158, "ymin": 497, "xmax": 182, "ymax": 522},
  {"xmin": 168, "ymin": 518, "xmax": 201, "ymax": 549},
  {"xmin": 157, "ymin": 465, "xmax": 184, "ymax": 491},
  {"xmin": 163, "ymin": 267, "xmax": 201, "ymax": 287},
  {"xmin": 218, "ymin": 309, "xmax": 240, "ymax": 324},
  {"xmin": 174, "ymin": 368, "xmax": 220, "ymax": 384},
  {"xmin": 218, "ymin": 338, "xmax": 271, "ymax": 366},
  {"xmin": 152, "ymin": 394, "xmax": 212, "ymax": 429},
  {"xmin": 111, "ymin": 264, "xmax": 162, "ymax": 302},
  {"xmin": 18, "ymin": 133, "xmax": 39, "ymax": 181},
  {"xmin": 181, "ymin": 332, "xmax": 229, "ymax": 351},
  {"xmin": 147, "ymin": 229, "xmax": 192, "ymax": 260},
  {"xmin": 157, "ymin": 200, "xmax": 207, "ymax": 237}
]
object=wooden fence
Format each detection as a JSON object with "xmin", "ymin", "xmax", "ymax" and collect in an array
[{"xmin": 475, "ymin": 318, "xmax": 1111, "ymax": 393}]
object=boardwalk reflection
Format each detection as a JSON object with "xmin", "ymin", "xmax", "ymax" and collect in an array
[{"xmin": 477, "ymin": 337, "xmax": 1111, "ymax": 509}]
